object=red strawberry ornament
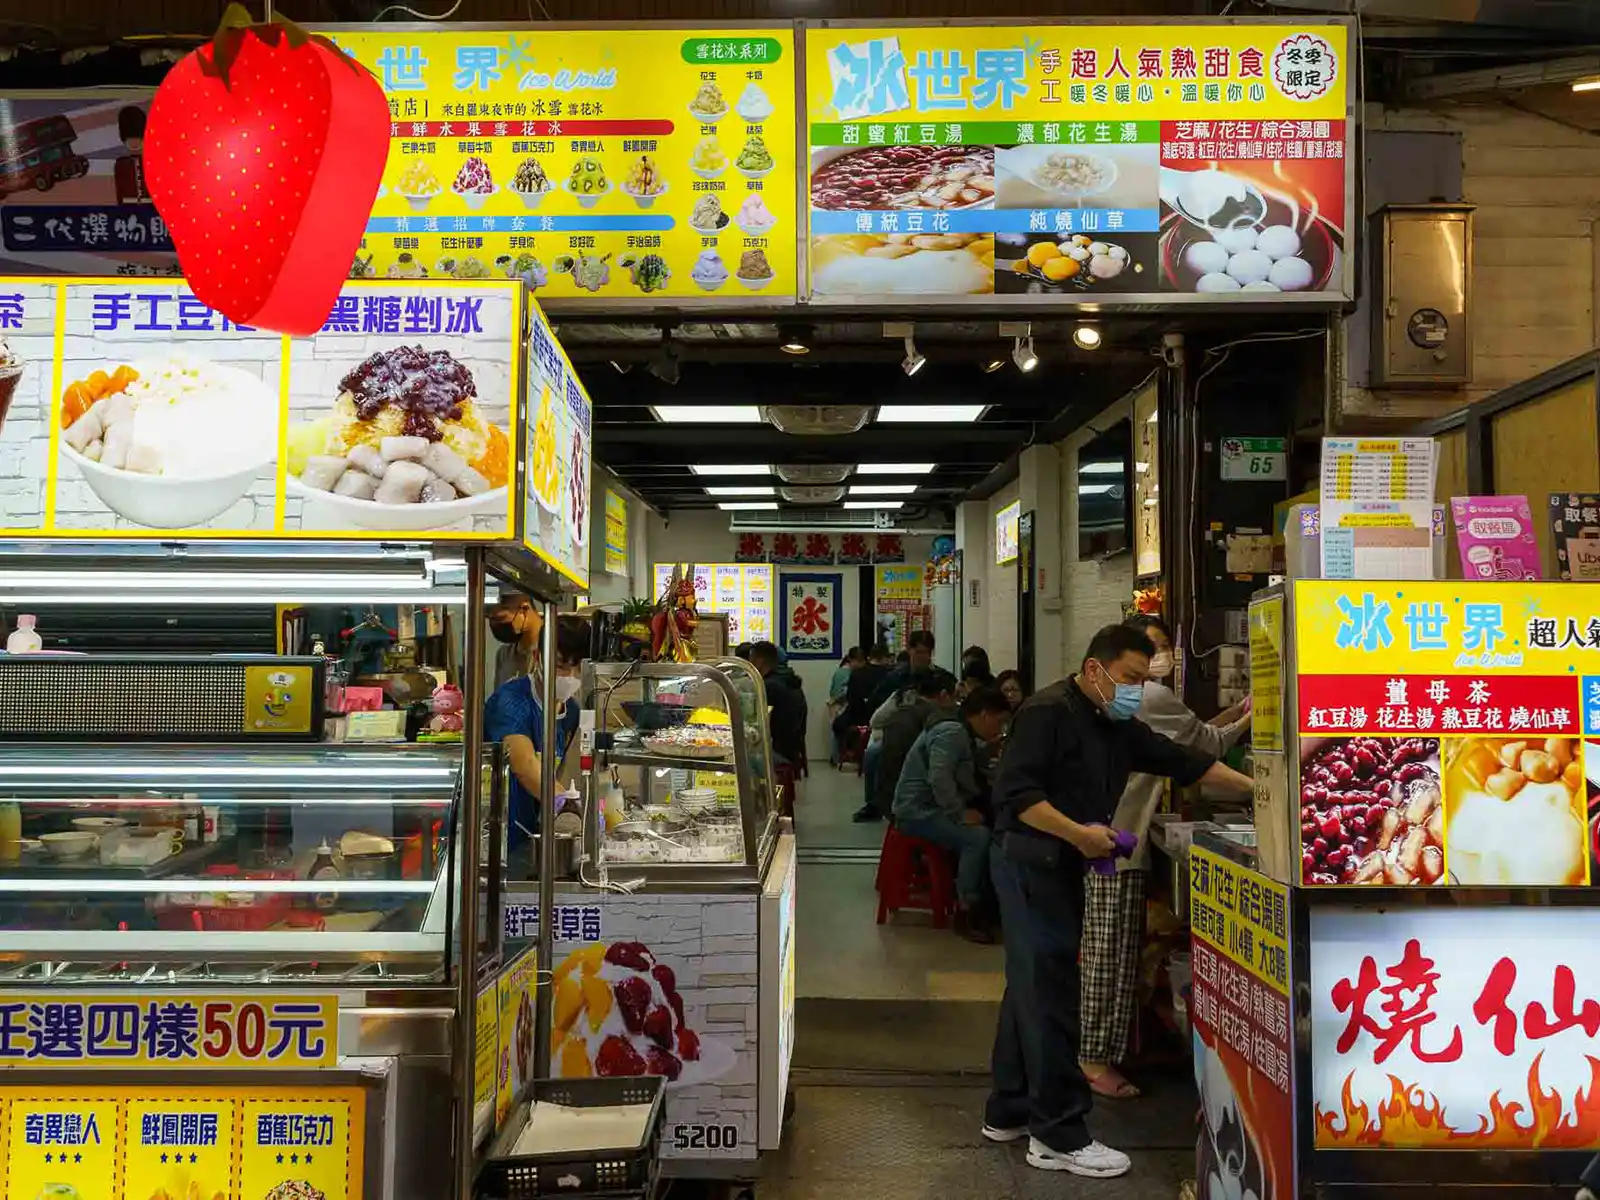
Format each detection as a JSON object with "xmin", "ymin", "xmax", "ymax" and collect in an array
[{"xmin": 144, "ymin": 4, "xmax": 390, "ymax": 336}]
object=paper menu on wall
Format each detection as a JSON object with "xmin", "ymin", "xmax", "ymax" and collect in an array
[{"xmin": 1318, "ymin": 437, "xmax": 1437, "ymax": 580}]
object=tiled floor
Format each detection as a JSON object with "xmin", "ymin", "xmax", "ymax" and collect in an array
[{"xmin": 757, "ymin": 765, "xmax": 1192, "ymax": 1199}]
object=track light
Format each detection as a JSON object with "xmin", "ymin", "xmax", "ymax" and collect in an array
[
  {"xmin": 1012, "ymin": 333, "xmax": 1039, "ymax": 373},
  {"xmin": 901, "ymin": 333, "xmax": 926, "ymax": 377},
  {"xmin": 1073, "ymin": 324, "xmax": 1103, "ymax": 350},
  {"xmin": 982, "ymin": 359, "xmax": 1005, "ymax": 373},
  {"xmin": 779, "ymin": 324, "xmax": 810, "ymax": 355},
  {"xmin": 648, "ymin": 330, "xmax": 679, "ymax": 385}
]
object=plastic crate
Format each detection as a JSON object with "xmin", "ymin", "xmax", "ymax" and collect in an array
[{"xmin": 477, "ymin": 1076, "xmax": 663, "ymax": 1199}]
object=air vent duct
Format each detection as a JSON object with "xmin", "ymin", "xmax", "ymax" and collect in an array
[
  {"xmin": 776, "ymin": 464, "xmax": 853, "ymax": 485},
  {"xmin": 780, "ymin": 485, "xmax": 847, "ymax": 505},
  {"xmin": 760, "ymin": 406, "xmax": 872, "ymax": 436}
]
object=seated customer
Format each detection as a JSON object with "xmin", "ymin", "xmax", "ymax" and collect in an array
[
  {"xmin": 484, "ymin": 615, "xmax": 588, "ymax": 849},
  {"xmin": 875, "ymin": 672, "xmax": 954, "ymax": 818},
  {"xmin": 892, "ymin": 685, "xmax": 1012, "ymax": 942},
  {"xmin": 749, "ymin": 640, "xmax": 808, "ymax": 766}
]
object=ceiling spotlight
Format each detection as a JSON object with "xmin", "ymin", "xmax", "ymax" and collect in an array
[
  {"xmin": 648, "ymin": 344, "xmax": 680, "ymax": 386},
  {"xmin": 901, "ymin": 333, "xmax": 926, "ymax": 377},
  {"xmin": 779, "ymin": 324, "xmax": 811, "ymax": 355},
  {"xmin": 609, "ymin": 360, "xmax": 631, "ymax": 374},
  {"xmin": 1073, "ymin": 324, "xmax": 1103, "ymax": 350},
  {"xmin": 982, "ymin": 359, "xmax": 1005, "ymax": 373},
  {"xmin": 1012, "ymin": 334, "xmax": 1039, "ymax": 373},
  {"xmin": 1574, "ymin": 78, "xmax": 1600, "ymax": 92}
]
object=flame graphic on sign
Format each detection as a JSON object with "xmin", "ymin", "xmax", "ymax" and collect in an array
[{"xmin": 1316, "ymin": 1055, "xmax": 1600, "ymax": 1148}]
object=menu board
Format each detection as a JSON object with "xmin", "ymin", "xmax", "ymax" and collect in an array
[
  {"xmin": 334, "ymin": 27, "xmax": 798, "ymax": 302},
  {"xmin": 654, "ymin": 562, "xmax": 772, "ymax": 643},
  {"xmin": 1318, "ymin": 436, "xmax": 1436, "ymax": 579},
  {"xmin": 0, "ymin": 1085, "xmax": 364, "ymax": 1200},
  {"xmin": 1294, "ymin": 579, "xmax": 1600, "ymax": 889},
  {"xmin": 995, "ymin": 499, "xmax": 1021, "ymax": 564},
  {"xmin": 0, "ymin": 277, "xmax": 521, "ymax": 540},
  {"xmin": 524, "ymin": 298, "xmax": 593, "ymax": 586},
  {"xmin": 803, "ymin": 22, "xmax": 1350, "ymax": 302}
]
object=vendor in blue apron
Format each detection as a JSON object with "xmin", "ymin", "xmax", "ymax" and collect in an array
[
  {"xmin": 982, "ymin": 622, "xmax": 1253, "ymax": 1179},
  {"xmin": 484, "ymin": 614, "xmax": 588, "ymax": 848}
]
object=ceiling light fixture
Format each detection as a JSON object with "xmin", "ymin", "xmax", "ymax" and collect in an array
[
  {"xmin": 778, "ymin": 324, "xmax": 811, "ymax": 355},
  {"xmin": 1013, "ymin": 333, "xmax": 1039, "ymax": 373},
  {"xmin": 706, "ymin": 486, "xmax": 776, "ymax": 497},
  {"xmin": 717, "ymin": 501, "xmax": 779, "ymax": 511},
  {"xmin": 690, "ymin": 464, "xmax": 769, "ymax": 476},
  {"xmin": 848, "ymin": 484, "xmax": 917, "ymax": 496},
  {"xmin": 647, "ymin": 331, "xmax": 680, "ymax": 385},
  {"xmin": 651, "ymin": 406, "xmax": 763, "ymax": 423},
  {"xmin": 843, "ymin": 500, "xmax": 905, "ymax": 510},
  {"xmin": 901, "ymin": 333, "xmax": 926, "ymax": 377},
  {"xmin": 878, "ymin": 405, "xmax": 986, "ymax": 423},
  {"xmin": 854, "ymin": 462, "xmax": 935, "ymax": 475},
  {"xmin": 1574, "ymin": 78, "xmax": 1600, "ymax": 92},
  {"xmin": 982, "ymin": 359, "xmax": 1005, "ymax": 373},
  {"xmin": 609, "ymin": 360, "xmax": 631, "ymax": 374},
  {"xmin": 1073, "ymin": 324, "xmax": 1103, "ymax": 350}
]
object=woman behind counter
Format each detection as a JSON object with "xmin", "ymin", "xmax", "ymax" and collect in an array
[
  {"xmin": 484, "ymin": 615, "xmax": 589, "ymax": 848},
  {"xmin": 1079, "ymin": 613, "xmax": 1250, "ymax": 1101}
]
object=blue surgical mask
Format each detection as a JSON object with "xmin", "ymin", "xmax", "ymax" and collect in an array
[{"xmin": 1090, "ymin": 663, "xmax": 1144, "ymax": 722}]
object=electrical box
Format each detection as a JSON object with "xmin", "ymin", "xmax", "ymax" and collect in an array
[{"xmin": 1369, "ymin": 204, "xmax": 1474, "ymax": 387}]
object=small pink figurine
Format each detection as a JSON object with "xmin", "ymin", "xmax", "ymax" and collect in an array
[{"xmin": 429, "ymin": 683, "xmax": 465, "ymax": 733}]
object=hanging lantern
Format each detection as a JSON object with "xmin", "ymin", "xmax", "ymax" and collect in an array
[{"xmin": 145, "ymin": 4, "xmax": 390, "ymax": 336}]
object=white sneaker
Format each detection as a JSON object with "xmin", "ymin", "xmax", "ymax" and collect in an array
[
  {"xmin": 1025, "ymin": 1137, "xmax": 1131, "ymax": 1177},
  {"xmin": 980, "ymin": 1124, "xmax": 1027, "ymax": 1144}
]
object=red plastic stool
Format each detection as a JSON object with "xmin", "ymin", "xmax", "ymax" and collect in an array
[
  {"xmin": 876, "ymin": 825, "xmax": 956, "ymax": 929},
  {"xmin": 838, "ymin": 725, "xmax": 871, "ymax": 774}
]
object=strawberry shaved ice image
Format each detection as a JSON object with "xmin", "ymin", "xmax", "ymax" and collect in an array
[{"xmin": 551, "ymin": 940, "xmax": 731, "ymax": 1087}]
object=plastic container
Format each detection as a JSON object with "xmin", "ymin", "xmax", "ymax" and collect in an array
[
  {"xmin": 5, "ymin": 614, "xmax": 40, "ymax": 654},
  {"xmin": 478, "ymin": 1076, "xmax": 663, "ymax": 1199}
]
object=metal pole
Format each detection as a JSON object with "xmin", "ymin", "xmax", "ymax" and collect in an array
[
  {"xmin": 534, "ymin": 597, "xmax": 559, "ymax": 1079},
  {"xmin": 454, "ymin": 549, "xmax": 488, "ymax": 1200}
]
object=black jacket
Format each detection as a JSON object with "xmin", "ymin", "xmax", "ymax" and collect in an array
[
  {"xmin": 875, "ymin": 696, "xmax": 940, "ymax": 800},
  {"xmin": 763, "ymin": 669, "xmax": 808, "ymax": 765},
  {"xmin": 992, "ymin": 679, "xmax": 1214, "ymax": 867}
]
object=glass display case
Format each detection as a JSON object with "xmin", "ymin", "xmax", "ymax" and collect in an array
[
  {"xmin": 583, "ymin": 657, "xmax": 779, "ymax": 883},
  {"xmin": 0, "ymin": 742, "xmax": 463, "ymax": 981}
]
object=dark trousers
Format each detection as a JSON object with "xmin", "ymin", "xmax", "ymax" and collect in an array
[{"xmin": 985, "ymin": 843, "xmax": 1093, "ymax": 1153}]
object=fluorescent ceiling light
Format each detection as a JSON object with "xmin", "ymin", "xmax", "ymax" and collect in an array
[
  {"xmin": 848, "ymin": 484, "xmax": 917, "ymax": 496},
  {"xmin": 854, "ymin": 462, "xmax": 935, "ymax": 475},
  {"xmin": 1079, "ymin": 462, "xmax": 1124, "ymax": 475},
  {"xmin": 652, "ymin": 406, "xmax": 763, "ymax": 423},
  {"xmin": 691, "ymin": 464, "xmax": 769, "ymax": 475},
  {"xmin": 877, "ymin": 405, "xmax": 986, "ymax": 423},
  {"xmin": 844, "ymin": 500, "xmax": 905, "ymax": 510},
  {"xmin": 706, "ymin": 486, "xmax": 776, "ymax": 496},
  {"xmin": 1574, "ymin": 78, "xmax": 1600, "ymax": 92},
  {"xmin": 1079, "ymin": 484, "xmax": 1116, "ymax": 495},
  {"xmin": 718, "ymin": 501, "xmax": 778, "ymax": 511}
]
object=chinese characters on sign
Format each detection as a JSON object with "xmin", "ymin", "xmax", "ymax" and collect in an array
[
  {"xmin": 0, "ymin": 994, "xmax": 337, "ymax": 1068},
  {"xmin": 1311, "ymin": 908, "xmax": 1600, "ymax": 1148},
  {"xmin": 654, "ymin": 562, "xmax": 773, "ymax": 643},
  {"xmin": 1189, "ymin": 846, "xmax": 1294, "ymax": 1199},
  {"xmin": 1294, "ymin": 580, "xmax": 1599, "ymax": 888},
  {"xmin": 524, "ymin": 298, "xmax": 593, "ymax": 588},
  {"xmin": 805, "ymin": 24, "xmax": 1350, "ymax": 302},
  {"xmin": 779, "ymin": 574, "xmax": 841, "ymax": 661},
  {"xmin": 503, "ymin": 903, "xmax": 603, "ymax": 943}
]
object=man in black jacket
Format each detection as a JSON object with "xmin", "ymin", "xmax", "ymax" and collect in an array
[
  {"xmin": 873, "ymin": 672, "xmax": 953, "ymax": 816},
  {"xmin": 981, "ymin": 624, "xmax": 1252, "ymax": 1178},
  {"xmin": 749, "ymin": 641, "xmax": 807, "ymax": 766}
]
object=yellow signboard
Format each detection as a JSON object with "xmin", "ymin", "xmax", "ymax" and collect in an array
[
  {"xmin": 0, "ymin": 277, "xmax": 521, "ymax": 541},
  {"xmin": 604, "ymin": 489, "xmax": 629, "ymax": 576},
  {"xmin": 0, "ymin": 993, "xmax": 337, "ymax": 1070},
  {"xmin": 1189, "ymin": 845, "xmax": 1289, "ymax": 995},
  {"xmin": 874, "ymin": 564, "xmax": 922, "ymax": 602},
  {"xmin": 334, "ymin": 27, "xmax": 799, "ymax": 302},
  {"xmin": 0, "ymin": 1085, "xmax": 365, "ymax": 1200},
  {"xmin": 474, "ymin": 982, "xmax": 497, "ymax": 1144},
  {"xmin": 804, "ymin": 22, "xmax": 1350, "ymax": 301},
  {"xmin": 495, "ymin": 949, "xmax": 538, "ymax": 1128},
  {"xmin": 1247, "ymin": 593, "xmax": 1283, "ymax": 753}
]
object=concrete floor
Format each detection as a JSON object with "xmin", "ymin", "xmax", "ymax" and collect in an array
[{"xmin": 752, "ymin": 765, "xmax": 1192, "ymax": 1200}]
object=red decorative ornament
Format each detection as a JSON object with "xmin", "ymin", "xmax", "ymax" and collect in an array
[{"xmin": 145, "ymin": 5, "xmax": 390, "ymax": 336}]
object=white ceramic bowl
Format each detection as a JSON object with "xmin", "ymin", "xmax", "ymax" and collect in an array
[
  {"xmin": 512, "ymin": 187, "xmax": 550, "ymax": 211},
  {"xmin": 287, "ymin": 477, "xmax": 510, "ymax": 533},
  {"xmin": 737, "ymin": 163, "xmax": 775, "ymax": 180},
  {"xmin": 62, "ymin": 443, "xmax": 273, "ymax": 529},
  {"xmin": 621, "ymin": 181, "xmax": 668, "ymax": 210},
  {"xmin": 563, "ymin": 178, "xmax": 611, "ymax": 209},
  {"xmin": 457, "ymin": 186, "xmax": 496, "ymax": 210},
  {"xmin": 400, "ymin": 191, "xmax": 437, "ymax": 212},
  {"xmin": 735, "ymin": 217, "xmax": 776, "ymax": 237},
  {"xmin": 689, "ymin": 104, "xmax": 728, "ymax": 124},
  {"xmin": 690, "ymin": 164, "xmax": 727, "ymax": 180},
  {"xmin": 71, "ymin": 817, "xmax": 127, "ymax": 832},
  {"xmin": 737, "ymin": 103, "xmax": 775, "ymax": 123},
  {"xmin": 675, "ymin": 788, "xmax": 718, "ymax": 814},
  {"xmin": 41, "ymin": 831, "xmax": 97, "ymax": 859},
  {"xmin": 692, "ymin": 273, "xmax": 728, "ymax": 293},
  {"xmin": 735, "ymin": 273, "xmax": 775, "ymax": 292},
  {"xmin": 690, "ymin": 217, "xmax": 728, "ymax": 237}
]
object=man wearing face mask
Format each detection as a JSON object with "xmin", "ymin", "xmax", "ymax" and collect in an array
[
  {"xmin": 982, "ymin": 623, "xmax": 1252, "ymax": 1178},
  {"xmin": 1079, "ymin": 614, "xmax": 1251, "ymax": 1102},
  {"xmin": 489, "ymin": 592, "xmax": 543, "ymax": 691},
  {"xmin": 484, "ymin": 614, "xmax": 588, "ymax": 851}
]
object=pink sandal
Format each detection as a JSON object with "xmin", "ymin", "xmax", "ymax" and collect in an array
[{"xmin": 1085, "ymin": 1066, "xmax": 1141, "ymax": 1099}]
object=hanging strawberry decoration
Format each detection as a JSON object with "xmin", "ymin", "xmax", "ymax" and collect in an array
[{"xmin": 145, "ymin": 4, "xmax": 390, "ymax": 336}]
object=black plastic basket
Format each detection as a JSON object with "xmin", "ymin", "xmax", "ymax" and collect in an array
[{"xmin": 478, "ymin": 1076, "xmax": 664, "ymax": 1199}]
